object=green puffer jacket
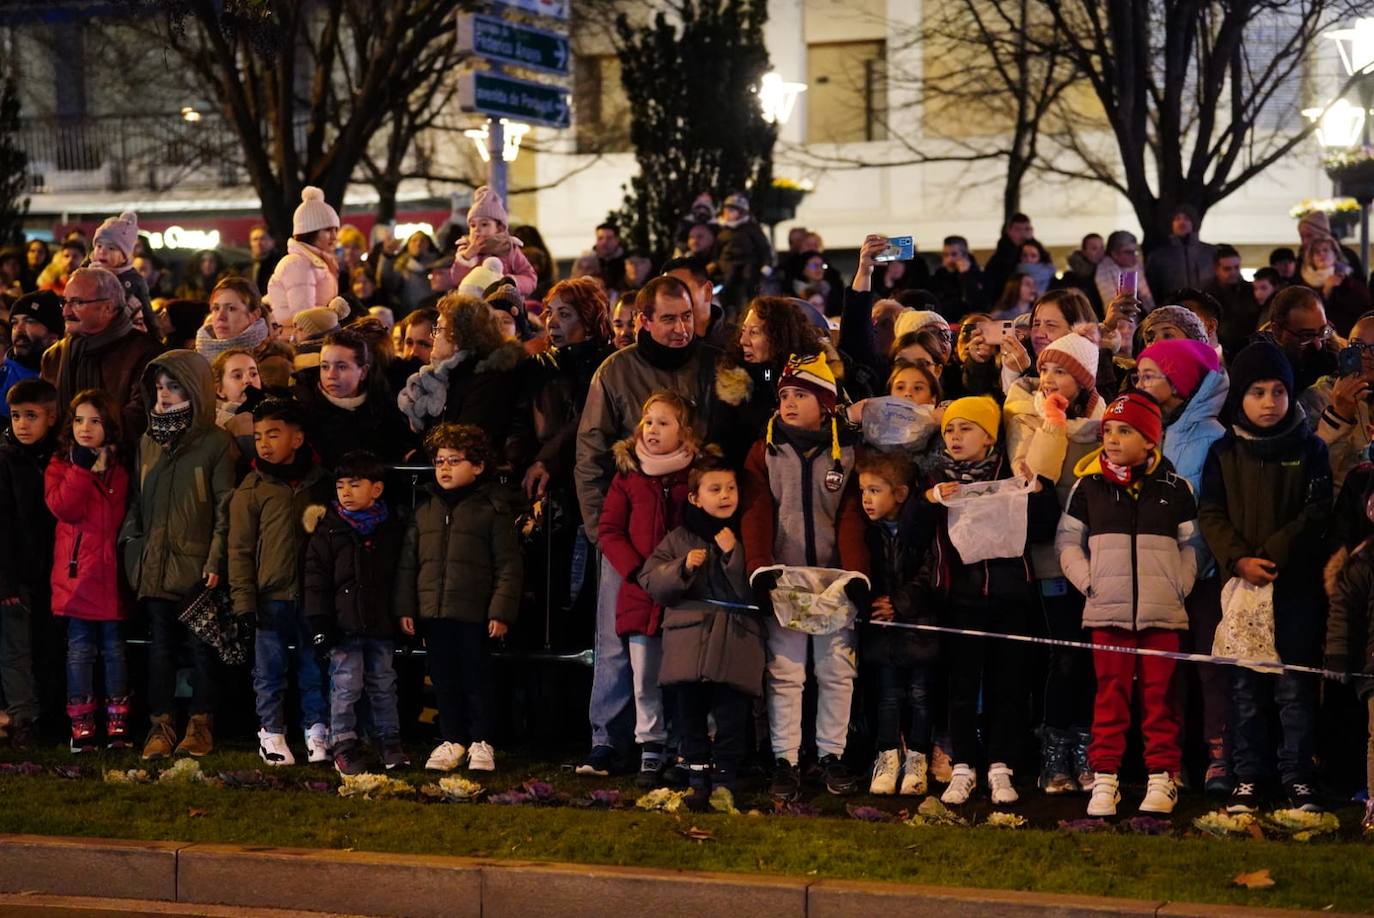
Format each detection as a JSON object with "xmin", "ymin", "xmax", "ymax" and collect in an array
[
  {"xmin": 120, "ymin": 350, "xmax": 235, "ymax": 601},
  {"xmin": 227, "ymin": 460, "xmax": 332, "ymax": 615},
  {"xmin": 394, "ymin": 481, "xmax": 523, "ymax": 624}
]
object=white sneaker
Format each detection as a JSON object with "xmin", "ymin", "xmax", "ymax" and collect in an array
[
  {"xmin": 1139, "ymin": 771, "xmax": 1178, "ymax": 814},
  {"xmin": 425, "ymin": 741, "xmax": 467, "ymax": 772},
  {"xmin": 941, "ymin": 763, "xmax": 976, "ymax": 805},
  {"xmin": 899, "ymin": 751, "xmax": 928, "ymax": 796},
  {"xmin": 257, "ymin": 729, "xmax": 294, "ymax": 767},
  {"xmin": 1087, "ymin": 772, "xmax": 1120, "ymax": 817},
  {"xmin": 467, "ymin": 740, "xmax": 496, "ymax": 772},
  {"xmin": 988, "ymin": 762, "xmax": 1019, "ymax": 805},
  {"xmin": 304, "ymin": 723, "xmax": 329, "ymax": 764},
  {"xmin": 868, "ymin": 748, "xmax": 900, "ymax": 795}
]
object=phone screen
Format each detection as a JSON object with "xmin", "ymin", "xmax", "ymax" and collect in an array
[
  {"xmin": 1117, "ymin": 270, "xmax": 1138, "ymax": 297},
  {"xmin": 873, "ymin": 235, "xmax": 915, "ymax": 263}
]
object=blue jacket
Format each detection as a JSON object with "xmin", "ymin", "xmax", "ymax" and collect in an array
[
  {"xmin": 0, "ymin": 359, "xmax": 37, "ymax": 418},
  {"xmin": 1163, "ymin": 368, "xmax": 1228, "ymax": 495}
]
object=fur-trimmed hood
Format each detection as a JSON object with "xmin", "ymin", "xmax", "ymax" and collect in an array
[
  {"xmin": 472, "ymin": 339, "xmax": 525, "ymax": 376},
  {"xmin": 1326, "ymin": 544, "xmax": 1351, "ymax": 601},
  {"xmin": 715, "ymin": 364, "xmax": 752, "ymax": 407}
]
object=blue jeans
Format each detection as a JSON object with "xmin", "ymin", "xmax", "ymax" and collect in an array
[
  {"xmin": 874, "ymin": 664, "xmax": 935, "ymax": 753},
  {"xmin": 589, "ymin": 553, "xmax": 633, "ymax": 750},
  {"xmin": 328, "ymin": 637, "xmax": 399, "ymax": 746},
  {"xmin": 66, "ymin": 619, "xmax": 126, "ymax": 702},
  {"xmin": 1230, "ymin": 667, "xmax": 1317, "ymax": 784},
  {"xmin": 253, "ymin": 601, "xmax": 327, "ymax": 735}
]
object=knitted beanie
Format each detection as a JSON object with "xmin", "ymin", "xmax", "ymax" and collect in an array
[
  {"xmin": 943, "ymin": 396, "xmax": 1001, "ymax": 440},
  {"xmin": 1298, "ymin": 210, "xmax": 1332, "ymax": 237},
  {"xmin": 1137, "ymin": 339, "xmax": 1219, "ymax": 401},
  {"xmin": 94, "ymin": 211, "xmax": 139, "ymax": 263},
  {"xmin": 1140, "ymin": 304, "xmax": 1209, "ymax": 344},
  {"xmin": 293, "ymin": 186, "xmax": 341, "ymax": 236},
  {"xmin": 1225, "ymin": 340, "xmax": 1295, "ymax": 430},
  {"xmin": 1103, "ymin": 391, "xmax": 1163, "ymax": 447},
  {"xmin": 778, "ymin": 351, "xmax": 838, "ymax": 414},
  {"xmin": 293, "ymin": 296, "xmax": 349, "ymax": 341},
  {"xmin": 893, "ymin": 309, "xmax": 949, "ymax": 342},
  {"xmin": 467, "ymin": 185, "xmax": 509, "ymax": 227},
  {"xmin": 459, "ymin": 257, "xmax": 507, "ymax": 299},
  {"xmin": 9, "ymin": 290, "xmax": 64, "ymax": 335},
  {"xmin": 723, "ymin": 193, "xmax": 750, "ymax": 214},
  {"xmin": 1037, "ymin": 332, "xmax": 1099, "ymax": 394}
]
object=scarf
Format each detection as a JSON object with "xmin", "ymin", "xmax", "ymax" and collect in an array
[
  {"xmin": 437, "ymin": 482, "xmax": 478, "ymax": 507},
  {"xmin": 397, "ymin": 350, "xmax": 466, "ymax": 433},
  {"xmin": 147, "ymin": 402, "xmax": 193, "ymax": 447},
  {"xmin": 195, "ymin": 317, "xmax": 270, "ymax": 361},
  {"xmin": 255, "ymin": 449, "xmax": 314, "ymax": 484},
  {"xmin": 1100, "ymin": 456, "xmax": 1148, "ymax": 489},
  {"xmin": 335, "ymin": 498, "xmax": 389, "ymax": 535},
  {"xmin": 1301, "ymin": 263, "xmax": 1336, "ymax": 291},
  {"xmin": 60, "ymin": 311, "xmax": 136, "ymax": 403},
  {"xmin": 635, "ymin": 328, "xmax": 698, "ymax": 371},
  {"xmin": 635, "ymin": 438, "xmax": 694, "ymax": 476},
  {"xmin": 683, "ymin": 503, "xmax": 740, "ymax": 542},
  {"xmin": 320, "ymin": 386, "xmax": 367, "ymax": 411},
  {"xmin": 937, "ymin": 449, "xmax": 1000, "ymax": 483}
]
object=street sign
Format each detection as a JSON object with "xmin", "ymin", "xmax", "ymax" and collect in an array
[
  {"xmin": 488, "ymin": 0, "xmax": 569, "ymax": 21},
  {"xmin": 459, "ymin": 13, "xmax": 570, "ymax": 76},
  {"xmin": 459, "ymin": 70, "xmax": 571, "ymax": 129}
]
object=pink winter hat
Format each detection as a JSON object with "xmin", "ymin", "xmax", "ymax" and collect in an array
[
  {"xmin": 94, "ymin": 211, "xmax": 139, "ymax": 262},
  {"xmin": 467, "ymin": 185, "xmax": 509, "ymax": 227},
  {"xmin": 1137, "ymin": 339, "xmax": 1219, "ymax": 400}
]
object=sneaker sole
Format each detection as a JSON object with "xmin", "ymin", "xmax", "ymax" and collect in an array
[
  {"xmin": 574, "ymin": 765, "xmax": 610, "ymax": 776},
  {"xmin": 1226, "ymin": 804, "xmax": 1258, "ymax": 814},
  {"xmin": 1138, "ymin": 803, "xmax": 1176, "ymax": 814},
  {"xmin": 468, "ymin": 764, "xmax": 495, "ymax": 772}
]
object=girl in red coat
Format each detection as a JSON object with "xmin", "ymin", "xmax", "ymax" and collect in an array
[
  {"xmin": 45, "ymin": 389, "xmax": 130, "ymax": 753},
  {"xmin": 597, "ymin": 390, "xmax": 701, "ymax": 787}
]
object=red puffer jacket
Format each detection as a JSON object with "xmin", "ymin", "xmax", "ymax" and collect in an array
[
  {"xmin": 597, "ymin": 438, "xmax": 691, "ymax": 637},
  {"xmin": 45, "ymin": 454, "xmax": 129, "ymax": 621}
]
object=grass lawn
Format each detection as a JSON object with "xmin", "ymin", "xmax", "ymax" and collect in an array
[{"xmin": 0, "ymin": 741, "xmax": 1371, "ymax": 913}]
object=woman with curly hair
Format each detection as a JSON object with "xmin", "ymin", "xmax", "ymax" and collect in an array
[{"xmin": 713, "ymin": 296, "xmax": 826, "ymax": 465}]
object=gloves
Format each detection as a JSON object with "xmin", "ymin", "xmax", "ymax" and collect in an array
[
  {"xmin": 235, "ymin": 384, "xmax": 265, "ymax": 416},
  {"xmin": 1042, "ymin": 392, "xmax": 1069, "ymax": 428},
  {"xmin": 751, "ymin": 569, "xmax": 780, "ymax": 616},
  {"xmin": 309, "ymin": 619, "xmax": 337, "ymax": 669},
  {"xmin": 1324, "ymin": 656, "xmax": 1351, "ymax": 683},
  {"xmin": 843, "ymin": 578, "xmax": 871, "ymax": 613}
]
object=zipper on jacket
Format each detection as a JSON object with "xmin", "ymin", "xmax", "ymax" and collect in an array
[
  {"xmin": 68, "ymin": 532, "xmax": 82, "ymax": 579},
  {"xmin": 800, "ymin": 449, "xmax": 817, "ymax": 566},
  {"xmin": 1129, "ymin": 492, "xmax": 1140, "ymax": 629},
  {"xmin": 437, "ymin": 512, "xmax": 452, "ymax": 602}
]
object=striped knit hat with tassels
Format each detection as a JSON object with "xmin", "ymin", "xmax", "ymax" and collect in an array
[{"xmin": 768, "ymin": 353, "xmax": 843, "ymax": 478}]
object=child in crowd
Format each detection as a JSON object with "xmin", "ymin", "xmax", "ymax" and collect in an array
[
  {"xmin": 305, "ymin": 450, "xmax": 407, "ymax": 776},
  {"xmin": 0, "ymin": 379, "xmax": 61, "ymax": 751},
  {"xmin": 1057, "ymin": 392, "xmax": 1201, "ymax": 816},
  {"xmin": 1199, "ymin": 341, "xmax": 1332, "ymax": 813},
  {"xmin": 598, "ymin": 390, "xmax": 700, "ymax": 788},
  {"xmin": 921, "ymin": 396, "xmax": 1057, "ymax": 805},
  {"xmin": 121, "ymin": 351, "xmax": 235, "ymax": 760},
  {"xmin": 228, "ymin": 398, "xmax": 333, "ymax": 767},
  {"xmin": 858, "ymin": 450, "xmax": 939, "ymax": 796},
  {"xmin": 1005, "ymin": 330, "xmax": 1104, "ymax": 795},
  {"xmin": 640, "ymin": 455, "xmax": 765, "ymax": 811},
  {"xmin": 90, "ymin": 210, "xmax": 152, "ymax": 326},
  {"xmin": 45, "ymin": 389, "xmax": 130, "ymax": 752},
  {"xmin": 741, "ymin": 353, "xmax": 870, "ymax": 799},
  {"xmin": 397, "ymin": 423, "xmax": 522, "ymax": 773},
  {"xmin": 211, "ymin": 348, "xmax": 262, "ymax": 461},
  {"xmin": 1324, "ymin": 501, "xmax": 1374, "ymax": 832},
  {"xmin": 449, "ymin": 186, "xmax": 538, "ymax": 297}
]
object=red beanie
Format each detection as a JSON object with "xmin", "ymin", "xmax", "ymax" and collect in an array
[
  {"xmin": 1103, "ymin": 391, "xmax": 1162, "ymax": 447},
  {"xmin": 1137, "ymin": 339, "xmax": 1219, "ymax": 401}
]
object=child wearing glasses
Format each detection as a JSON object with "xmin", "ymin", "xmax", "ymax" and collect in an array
[{"xmin": 395, "ymin": 423, "xmax": 522, "ymax": 774}]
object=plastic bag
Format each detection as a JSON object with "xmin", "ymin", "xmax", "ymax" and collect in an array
[
  {"xmin": 1215, "ymin": 578, "xmax": 1281, "ymax": 673},
  {"xmin": 757, "ymin": 565, "xmax": 870, "ymax": 635},
  {"xmin": 934, "ymin": 476, "xmax": 1034, "ymax": 564},
  {"xmin": 862, "ymin": 397, "xmax": 938, "ymax": 450}
]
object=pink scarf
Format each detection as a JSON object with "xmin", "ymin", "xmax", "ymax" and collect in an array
[{"xmin": 635, "ymin": 439, "xmax": 694, "ymax": 477}]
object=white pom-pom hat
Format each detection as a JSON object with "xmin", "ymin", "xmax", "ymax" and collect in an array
[{"xmin": 292, "ymin": 185, "xmax": 341, "ymax": 236}]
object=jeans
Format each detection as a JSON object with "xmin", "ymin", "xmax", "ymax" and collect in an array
[
  {"xmin": 946, "ymin": 599, "xmax": 1028, "ymax": 767},
  {"xmin": 1186, "ymin": 575, "xmax": 1229, "ymax": 755},
  {"xmin": 253, "ymin": 600, "xmax": 327, "ymax": 735},
  {"xmin": 874, "ymin": 664, "xmax": 935, "ymax": 753},
  {"xmin": 676, "ymin": 682, "xmax": 748, "ymax": 787},
  {"xmin": 627, "ymin": 634, "xmax": 666, "ymax": 745},
  {"xmin": 1231, "ymin": 667, "xmax": 1318, "ymax": 784},
  {"xmin": 66, "ymin": 618, "xmax": 126, "ymax": 701},
  {"xmin": 329, "ymin": 637, "xmax": 399, "ymax": 746},
  {"xmin": 589, "ymin": 554, "xmax": 633, "ymax": 750},
  {"xmin": 766, "ymin": 619, "xmax": 857, "ymax": 764},
  {"xmin": 146, "ymin": 598, "xmax": 219, "ymax": 717},
  {"xmin": 422, "ymin": 619, "xmax": 489, "ymax": 746},
  {"xmin": 1088, "ymin": 628, "xmax": 1182, "ymax": 774},
  {"xmin": 1, "ymin": 596, "xmax": 39, "ymax": 724}
]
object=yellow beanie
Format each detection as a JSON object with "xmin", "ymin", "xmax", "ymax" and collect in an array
[{"xmin": 943, "ymin": 396, "xmax": 1000, "ymax": 440}]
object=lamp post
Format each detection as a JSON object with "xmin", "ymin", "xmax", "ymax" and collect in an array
[{"xmin": 463, "ymin": 119, "xmax": 531, "ymax": 199}]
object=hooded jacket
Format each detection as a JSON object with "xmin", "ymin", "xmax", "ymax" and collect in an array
[
  {"xmin": 304, "ymin": 504, "xmax": 406, "ymax": 638},
  {"xmin": 119, "ymin": 350, "xmax": 235, "ymax": 601},
  {"xmin": 1325, "ymin": 536, "xmax": 1374, "ymax": 700},
  {"xmin": 1162, "ymin": 368, "xmax": 1228, "ymax": 495},
  {"xmin": 1056, "ymin": 448, "xmax": 1200, "ymax": 631},
  {"xmin": 266, "ymin": 238, "xmax": 339, "ymax": 322},
  {"xmin": 0, "ymin": 427, "xmax": 58, "ymax": 599},
  {"xmin": 227, "ymin": 457, "xmax": 332, "ymax": 615},
  {"xmin": 597, "ymin": 437, "xmax": 692, "ymax": 637},
  {"xmin": 46, "ymin": 452, "xmax": 129, "ymax": 622},
  {"xmin": 509, "ymin": 338, "xmax": 613, "ymax": 480},
  {"xmin": 441, "ymin": 340, "xmax": 527, "ymax": 465}
]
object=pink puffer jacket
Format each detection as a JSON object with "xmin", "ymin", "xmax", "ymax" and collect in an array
[{"xmin": 266, "ymin": 239, "xmax": 340, "ymax": 323}]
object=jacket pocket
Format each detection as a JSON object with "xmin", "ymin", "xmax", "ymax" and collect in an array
[
  {"xmin": 67, "ymin": 533, "xmax": 83, "ymax": 579},
  {"xmin": 194, "ymin": 467, "xmax": 208, "ymax": 504}
]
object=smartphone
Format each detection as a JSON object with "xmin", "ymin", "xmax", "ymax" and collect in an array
[
  {"xmin": 1117, "ymin": 269, "xmax": 1138, "ymax": 298},
  {"xmin": 978, "ymin": 319, "xmax": 1013, "ymax": 344},
  {"xmin": 873, "ymin": 235, "xmax": 915, "ymax": 263},
  {"xmin": 1339, "ymin": 345, "xmax": 1364, "ymax": 377}
]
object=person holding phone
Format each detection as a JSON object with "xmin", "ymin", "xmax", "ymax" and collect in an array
[
  {"xmin": 1301, "ymin": 235, "xmax": 1372, "ymax": 337},
  {"xmin": 1301, "ymin": 313, "xmax": 1374, "ymax": 491},
  {"xmin": 1094, "ymin": 231, "xmax": 1156, "ymax": 317}
]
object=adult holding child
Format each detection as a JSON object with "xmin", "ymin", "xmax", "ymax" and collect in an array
[{"xmin": 266, "ymin": 187, "xmax": 341, "ymax": 339}]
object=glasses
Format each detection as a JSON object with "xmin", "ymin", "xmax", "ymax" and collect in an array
[
  {"xmin": 1130, "ymin": 370, "xmax": 1169, "ymax": 388},
  {"xmin": 1282, "ymin": 323, "xmax": 1333, "ymax": 347},
  {"xmin": 433, "ymin": 456, "xmax": 472, "ymax": 468},
  {"xmin": 62, "ymin": 296, "xmax": 110, "ymax": 309}
]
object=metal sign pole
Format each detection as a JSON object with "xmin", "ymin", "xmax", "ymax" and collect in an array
[{"xmin": 488, "ymin": 117, "xmax": 507, "ymax": 200}]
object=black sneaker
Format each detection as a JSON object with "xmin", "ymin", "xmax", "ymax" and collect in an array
[
  {"xmin": 9, "ymin": 721, "xmax": 34, "ymax": 753},
  {"xmin": 770, "ymin": 758, "xmax": 801, "ymax": 801},
  {"xmin": 635, "ymin": 743, "xmax": 668, "ymax": 789},
  {"xmin": 575, "ymin": 744, "xmax": 618, "ymax": 777},
  {"xmin": 660, "ymin": 758, "xmax": 690, "ymax": 788},
  {"xmin": 332, "ymin": 741, "xmax": 366, "ymax": 777},
  {"xmin": 685, "ymin": 765, "xmax": 712, "ymax": 813},
  {"xmin": 380, "ymin": 739, "xmax": 411, "ymax": 771},
  {"xmin": 1227, "ymin": 780, "xmax": 1260, "ymax": 814},
  {"xmin": 1286, "ymin": 780, "xmax": 1322, "ymax": 813},
  {"xmin": 819, "ymin": 754, "xmax": 858, "ymax": 795}
]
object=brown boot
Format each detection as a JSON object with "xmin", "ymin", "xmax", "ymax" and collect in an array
[
  {"xmin": 176, "ymin": 713, "xmax": 213, "ymax": 757},
  {"xmin": 141, "ymin": 714, "xmax": 177, "ymax": 761}
]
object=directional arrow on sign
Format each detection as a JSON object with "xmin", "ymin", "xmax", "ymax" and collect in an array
[
  {"xmin": 459, "ymin": 70, "xmax": 571, "ymax": 129},
  {"xmin": 458, "ymin": 13, "xmax": 571, "ymax": 76}
]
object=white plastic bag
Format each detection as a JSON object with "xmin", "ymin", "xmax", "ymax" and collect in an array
[
  {"xmin": 862, "ymin": 397, "xmax": 938, "ymax": 450},
  {"xmin": 934, "ymin": 476, "xmax": 1034, "ymax": 564},
  {"xmin": 754, "ymin": 565, "xmax": 871, "ymax": 635},
  {"xmin": 1215, "ymin": 577, "xmax": 1281, "ymax": 673}
]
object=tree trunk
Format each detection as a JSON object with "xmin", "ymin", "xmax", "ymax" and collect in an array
[{"xmin": 374, "ymin": 179, "xmax": 399, "ymax": 225}]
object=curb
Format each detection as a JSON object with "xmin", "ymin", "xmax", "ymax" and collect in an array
[{"xmin": 0, "ymin": 833, "xmax": 1358, "ymax": 918}]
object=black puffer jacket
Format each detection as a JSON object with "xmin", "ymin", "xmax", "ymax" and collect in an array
[
  {"xmin": 303, "ymin": 505, "xmax": 405, "ymax": 639},
  {"xmin": 1326, "ymin": 536, "xmax": 1374, "ymax": 700},
  {"xmin": 861, "ymin": 506, "xmax": 939, "ymax": 667},
  {"xmin": 0, "ymin": 427, "xmax": 57, "ymax": 599},
  {"xmin": 293, "ymin": 383, "xmax": 418, "ymax": 472}
]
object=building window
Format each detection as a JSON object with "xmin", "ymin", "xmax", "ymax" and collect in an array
[
  {"xmin": 573, "ymin": 53, "xmax": 631, "ymax": 154},
  {"xmin": 805, "ymin": 40, "xmax": 887, "ymax": 144}
]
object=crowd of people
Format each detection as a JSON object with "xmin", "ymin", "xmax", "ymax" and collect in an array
[{"xmin": 3, "ymin": 186, "xmax": 1374, "ymax": 825}]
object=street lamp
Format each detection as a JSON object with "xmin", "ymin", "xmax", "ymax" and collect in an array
[
  {"xmin": 759, "ymin": 71, "xmax": 807, "ymax": 126},
  {"xmin": 464, "ymin": 119, "xmax": 530, "ymax": 164}
]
